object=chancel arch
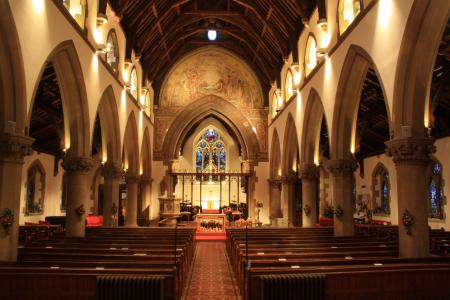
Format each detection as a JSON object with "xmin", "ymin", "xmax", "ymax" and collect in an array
[
  {"xmin": 281, "ymin": 113, "xmax": 301, "ymax": 227},
  {"xmin": 269, "ymin": 129, "xmax": 282, "ymax": 221}
]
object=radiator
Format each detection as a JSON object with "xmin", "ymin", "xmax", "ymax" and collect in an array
[
  {"xmin": 259, "ymin": 274, "xmax": 325, "ymax": 300},
  {"xmin": 97, "ymin": 275, "xmax": 164, "ymax": 300}
]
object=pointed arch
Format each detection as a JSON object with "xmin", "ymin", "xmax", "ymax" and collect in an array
[
  {"xmin": 301, "ymin": 88, "xmax": 329, "ymax": 164},
  {"xmin": 331, "ymin": 44, "xmax": 391, "ymax": 159},
  {"xmin": 282, "ymin": 113, "xmax": 299, "ymax": 176},
  {"xmin": 28, "ymin": 40, "xmax": 90, "ymax": 157},
  {"xmin": 158, "ymin": 95, "xmax": 261, "ymax": 162},
  {"xmin": 392, "ymin": 0, "xmax": 450, "ymax": 138},
  {"xmin": 141, "ymin": 127, "xmax": 152, "ymax": 178},
  {"xmin": 25, "ymin": 159, "xmax": 46, "ymax": 215},
  {"xmin": 371, "ymin": 162, "xmax": 390, "ymax": 215},
  {"xmin": 122, "ymin": 112, "xmax": 139, "ymax": 175},
  {"xmin": 0, "ymin": 1, "xmax": 26, "ymax": 134},
  {"xmin": 270, "ymin": 129, "xmax": 281, "ymax": 178},
  {"xmin": 95, "ymin": 85, "xmax": 121, "ymax": 162}
]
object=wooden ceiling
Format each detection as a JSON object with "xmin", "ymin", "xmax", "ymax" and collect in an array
[{"xmin": 108, "ymin": 0, "xmax": 317, "ymax": 102}]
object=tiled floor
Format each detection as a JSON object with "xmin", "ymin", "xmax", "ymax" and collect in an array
[{"xmin": 183, "ymin": 242, "xmax": 240, "ymax": 300}]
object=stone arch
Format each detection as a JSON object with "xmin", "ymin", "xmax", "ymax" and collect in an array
[
  {"xmin": 270, "ymin": 129, "xmax": 281, "ymax": 178},
  {"xmin": 282, "ymin": 113, "xmax": 299, "ymax": 176},
  {"xmin": 301, "ymin": 88, "xmax": 329, "ymax": 164},
  {"xmin": 159, "ymin": 95, "xmax": 261, "ymax": 162},
  {"xmin": 331, "ymin": 44, "xmax": 391, "ymax": 159},
  {"xmin": 0, "ymin": 1, "xmax": 26, "ymax": 134},
  {"xmin": 392, "ymin": 0, "xmax": 450, "ymax": 138},
  {"xmin": 94, "ymin": 85, "xmax": 121, "ymax": 162},
  {"xmin": 122, "ymin": 112, "xmax": 139, "ymax": 175},
  {"xmin": 27, "ymin": 40, "xmax": 90, "ymax": 157}
]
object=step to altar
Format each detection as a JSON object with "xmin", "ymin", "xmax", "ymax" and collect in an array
[
  {"xmin": 195, "ymin": 231, "xmax": 227, "ymax": 241},
  {"xmin": 201, "ymin": 209, "xmax": 220, "ymax": 214}
]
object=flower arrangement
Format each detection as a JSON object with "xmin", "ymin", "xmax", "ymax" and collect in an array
[
  {"xmin": 334, "ymin": 205, "xmax": 344, "ymax": 219},
  {"xmin": 402, "ymin": 210, "xmax": 414, "ymax": 235},
  {"xmin": 76, "ymin": 204, "xmax": 86, "ymax": 217},
  {"xmin": 323, "ymin": 202, "xmax": 334, "ymax": 218},
  {"xmin": 0, "ymin": 208, "xmax": 15, "ymax": 233},
  {"xmin": 303, "ymin": 204, "xmax": 311, "ymax": 217}
]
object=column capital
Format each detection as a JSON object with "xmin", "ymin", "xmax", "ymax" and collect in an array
[
  {"xmin": 125, "ymin": 174, "xmax": 140, "ymax": 184},
  {"xmin": 0, "ymin": 133, "xmax": 34, "ymax": 164},
  {"xmin": 299, "ymin": 163, "xmax": 319, "ymax": 179},
  {"xmin": 385, "ymin": 137, "xmax": 435, "ymax": 166},
  {"xmin": 140, "ymin": 176, "xmax": 153, "ymax": 184},
  {"xmin": 324, "ymin": 159, "xmax": 357, "ymax": 177},
  {"xmin": 62, "ymin": 156, "xmax": 94, "ymax": 173},
  {"xmin": 281, "ymin": 175, "xmax": 299, "ymax": 184},
  {"xmin": 267, "ymin": 178, "xmax": 282, "ymax": 189},
  {"xmin": 101, "ymin": 161, "xmax": 123, "ymax": 179}
]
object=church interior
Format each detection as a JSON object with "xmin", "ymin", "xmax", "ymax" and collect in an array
[{"xmin": 1, "ymin": 0, "xmax": 450, "ymax": 299}]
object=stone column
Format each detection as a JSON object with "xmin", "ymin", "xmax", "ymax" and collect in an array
[
  {"xmin": 0, "ymin": 133, "xmax": 33, "ymax": 261},
  {"xmin": 101, "ymin": 161, "xmax": 122, "ymax": 227},
  {"xmin": 282, "ymin": 175, "xmax": 299, "ymax": 227},
  {"xmin": 300, "ymin": 163, "xmax": 319, "ymax": 227},
  {"xmin": 386, "ymin": 137, "xmax": 435, "ymax": 258},
  {"xmin": 242, "ymin": 160, "xmax": 255, "ymax": 219},
  {"xmin": 139, "ymin": 176, "xmax": 152, "ymax": 223},
  {"xmin": 268, "ymin": 179, "xmax": 282, "ymax": 220},
  {"xmin": 62, "ymin": 156, "xmax": 94, "ymax": 237},
  {"xmin": 325, "ymin": 159, "xmax": 357, "ymax": 236},
  {"xmin": 125, "ymin": 174, "xmax": 139, "ymax": 227}
]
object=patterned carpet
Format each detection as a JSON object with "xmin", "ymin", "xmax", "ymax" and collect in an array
[{"xmin": 183, "ymin": 242, "xmax": 241, "ymax": 300}]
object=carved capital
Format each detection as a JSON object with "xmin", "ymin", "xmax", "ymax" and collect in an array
[
  {"xmin": 324, "ymin": 159, "xmax": 357, "ymax": 177},
  {"xmin": 101, "ymin": 161, "xmax": 123, "ymax": 179},
  {"xmin": 299, "ymin": 163, "xmax": 319, "ymax": 179},
  {"xmin": 281, "ymin": 175, "xmax": 299, "ymax": 184},
  {"xmin": 125, "ymin": 174, "xmax": 140, "ymax": 184},
  {"xmin": 0, "ymin": 133, "xmax": 34, "ymax": 164},
  {"xmin": 62, "ymin": 156, "xmax": 94, "ymax": 173},
  {"xmin": 140, "ymin": 176, "xmax": 153, "ymax": 184},
  {"xmin": 268, "ymin": 178, "xmax": 282, "ymax": 190},
  {"xmin": 385, "ymin": 137, "xmax": 435, "ymax": 166}
]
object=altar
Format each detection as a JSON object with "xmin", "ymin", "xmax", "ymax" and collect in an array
[{"xmin": 196, "ymin": 213, "xmax": 226, "ymax": 232}]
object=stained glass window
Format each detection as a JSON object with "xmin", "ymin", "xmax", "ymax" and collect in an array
[
  {"xmin": 372, "ymin": 164, "xmax": 390, "ymax": 215},
  {"xmin": 195, "ymin": 128, "xmax": 226, "ymax": 177},
  {"xmin": 106, "ymin": 31, "xmax": 119, "ymax": 75},
  {"xmin": 428, "ymin": 160, "xmax": 444, "ymax": 219}
]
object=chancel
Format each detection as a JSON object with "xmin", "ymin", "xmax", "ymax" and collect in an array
[{"xmin": 0, "ymin": 0, "xmax": 450, "ymax": 299}]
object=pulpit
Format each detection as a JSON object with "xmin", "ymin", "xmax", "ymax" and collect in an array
[{"xmin": 159, "ymin": 197, "xmax": 181, "ymax": 224}]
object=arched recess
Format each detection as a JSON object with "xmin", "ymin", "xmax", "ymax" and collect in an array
[
  {"xmin": 330, "ymin": 45, "xmax": 391, "ymax": 160},
  {"xmin": 270, "ymin": 130, "xmax": 282, "ymax": 179},
  {"xmin": 392, "ymin": 0, "xmax": 450, "ymax": 138},
  {"xmin": 281, "ymin": 113, "xmax": 301, "ymax": 226},
  {"xmin": 371, "ymin": 162, "xmax": 391, "ymax": 216},
  {"xmin": 0, "ymin": 1, "xmax": 26, "ymax": 134},
  {"xmin": 28, "ymin": 40, "xmax": 90, "ymax": 157},
  {"xmin": 159, "ymin": 95, "xmax": 261, "ymax": 162},
  {"xmin": 122, "ymin": 112, "xmax": 140, "ymax": 175},
  {"xmin": 301, "ymin": 89, "xmax": 328, "ymax": 164},
  {"xmin": 94, "ymin": 85, "xmax": 121, "ymax": 163}
]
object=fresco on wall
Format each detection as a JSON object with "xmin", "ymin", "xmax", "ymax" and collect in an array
[{"xmin": 160, "ymin": 49, "xmax": 263, "ymax": 109}]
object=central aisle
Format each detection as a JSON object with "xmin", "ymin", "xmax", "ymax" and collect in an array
[{"xmin": 183, "ymin": 242, "xmax": 241, "ymax": 300}]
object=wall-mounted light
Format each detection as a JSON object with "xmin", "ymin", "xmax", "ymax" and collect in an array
[
  {"xmin": 317, "ymin": 18, "xmax": 328, "ymax": 32},
  {"xmin": 96, "ymin": 43, "xmax": 107, "ymax": 55},
  {"xmin": 276, "ymin": 89, "xmax": 283, "ymax": 110},
  {"xmin": 290, "ymin": 63, "xmax": 301, "ymax": 86},
  {"xmin": 96, "ymin": 13, "xmax": 108, "ymax": 27}
]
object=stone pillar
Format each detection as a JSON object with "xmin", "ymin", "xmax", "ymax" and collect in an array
[
  {"xmin": 139, "ymin": 176, "xmax": 152, "ymax": 223},
  {"xmin": 101, "ymin": 161, "xmax": 122, "ymax": 227},
  {"xmin": 125, "ymin": 174, "xmax": 139, "ymax": 227},
  {"xmin": 0, "ymin": 133, "xmax": 33, "ymax": 261},
  {"xmin": 300, "ymin": 163, "xmax": 319, "ymax": 227},
  {"xmin": 325, "ymin": 159, "xmax": 357, "ymax": 236},
  {"xmin": 62, "ymin": 156, "xmax": 94, "ymax": 237},
  {"xmin": 242, "ymin": 160, "xmax": 255, "ymax": 219},
  {"xmin": 386, "ymin": 137, "xmax": 435, "ymax": 258},
  {"xmin": 268, "ymin": 179, "xmax": 282, "ymax": 220},
  {"xmin": 281, "ymin": 176, "xmax": 299, "ymax": 227}
]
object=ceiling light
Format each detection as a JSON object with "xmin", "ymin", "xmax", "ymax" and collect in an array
[{"xmin": 207, "ymin": 30, "xmax": 217, "ymax": 41}]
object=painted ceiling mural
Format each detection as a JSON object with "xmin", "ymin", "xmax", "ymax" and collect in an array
[
  {"xmin": 160, "ymin": 48, "xmax": 263, "ymax": 109},
  {"xmin": 155, "ymin": 47, "xmax": 267, "ymax": 161}
]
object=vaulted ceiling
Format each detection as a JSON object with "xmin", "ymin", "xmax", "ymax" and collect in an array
[{"xmin": 108, "ymin": 0, "xmax": 318, "ymax": 104}]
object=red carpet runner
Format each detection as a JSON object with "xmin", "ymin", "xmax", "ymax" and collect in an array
[
  {"xmin": 195, "ymin": 231, "xmax": 227, "ymax": 241},
  {"xmin": 183, "ymin": 242, "xmax": 240, "ymax": 300}
]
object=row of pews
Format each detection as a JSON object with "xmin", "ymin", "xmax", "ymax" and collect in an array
[
  {"xmin": 1, "ymin": 227, "xmax": 196, "ymax": 300},
  {"xmin": 226, "ymin": 226, "xmax": 450, "ymax": 300}
]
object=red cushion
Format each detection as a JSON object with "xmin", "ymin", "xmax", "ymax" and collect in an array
[
  {"xmin": 25, "ymin": 222, "xmax": 39, "ymax": 225},
  {"xmin": 371, "ymin": 220, "xmax": 391, "ymax": 226},
  {"xmin": 319, "ymin": 217, "xmax": 334, "ymax": 226},
  {"xmin": 86, "ymin": 215, "xmax": 103, "ymax": 227},
  {"xmin": 39, "ymin": 220, "xmax": 49, "ymax": 225}
]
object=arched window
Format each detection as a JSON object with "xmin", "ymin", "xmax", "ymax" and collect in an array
[
  {"xmin": 25, "ymin": 161, "xmax": 45, "ymax": 215},
  {"xmin": 372, "ymin": 164, "xmax": 390, "ymax": 215},
  {"xmin": 105, "ymin": 30, "xmax": 119, "ymax": 75},
  {"xmin": 338, "ymin": 0, "xmax": 362, "ymax": 35},
  {"xmin": 428, "ymin": 160, "xmax": 444, "ymax": 219},
  {"xmin": 62, "ymin": 0, "xmax": 87, "ymax": 29},
  {"xmin": 271, "ymin": 92, "xmax": 278, "ymax": 119},
  {"xmin": 195, "ymin": 128, "xmax": 226, "ymax": 175},
  {"xmin": 285, "ymin": 70, "xmax": 294, "ymax": 101},
  {"xmin": 129, "ymin": 67, "xmax": 138, "ymax": 99},
  {"xmin": 305, "ymin": 35, "xmax": 318, "ymax": 77}
]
